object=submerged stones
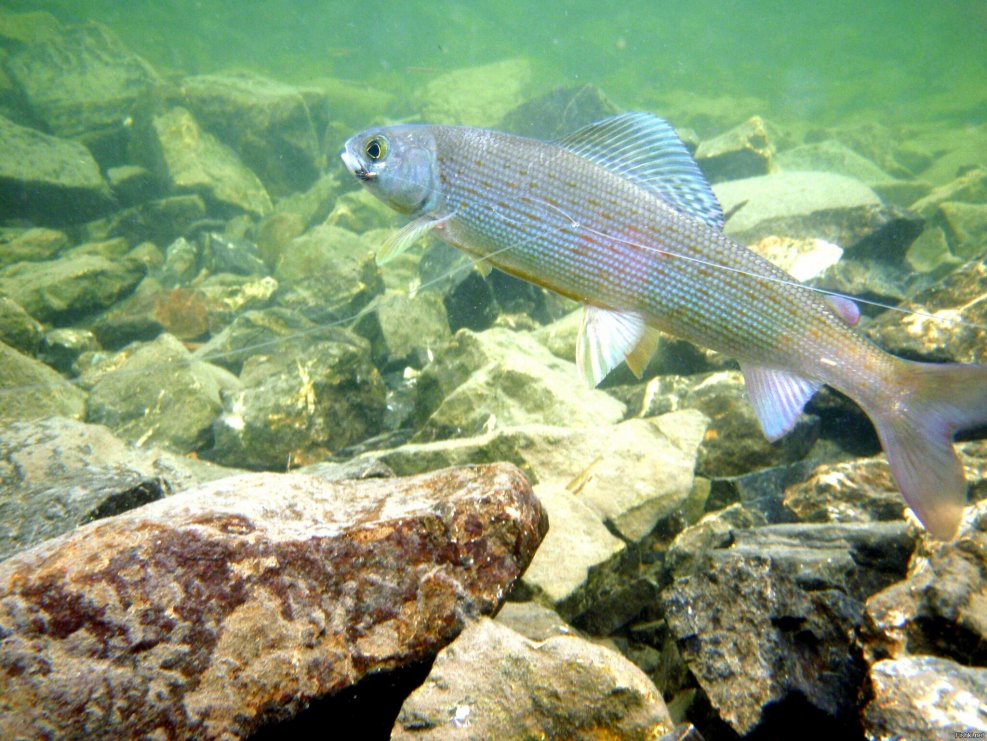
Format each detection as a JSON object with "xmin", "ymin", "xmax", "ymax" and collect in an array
[
  {"xmin": 211, "ymin": 331, "xmax": 386, "ymax": 469},
  {"xmin": 4, "ymin": 21, "xmax": 161, "ymax": 159},
  {"xmin": 150, "ymin": 107, "xmax": 273, "ymax": 218},
  {"xmin": 0, "ymin": 114, "xmax": 113, "ymax": 224},
  {"xmin": 0, "ymin": 463, "xmax": 547, "ymax": 739},
  {"xmin": 0, "ymin": 10, "xmax": 984, "ymax": 736},
  {"xmin": 394, "ymin": 617, "xmax": 674, "ymax": 740}
]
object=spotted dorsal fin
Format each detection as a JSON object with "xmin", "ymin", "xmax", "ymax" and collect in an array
[{"xmin": 556, "ymin": 113, "xmax": 724, "ymax": 231}]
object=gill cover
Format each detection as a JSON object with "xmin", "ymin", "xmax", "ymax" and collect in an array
[{"xmin": 341, "ymin": 126, "xmax": 440, "ymax": 216}]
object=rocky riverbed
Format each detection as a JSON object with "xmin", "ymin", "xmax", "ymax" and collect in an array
[{"xmin": 1, "ymin": 8, "xmax": 986, "ymax": 740}]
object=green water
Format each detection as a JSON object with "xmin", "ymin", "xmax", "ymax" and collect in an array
[{"xmin": 7, "ymin": 0, "xmax": 986, "ymax": 130}]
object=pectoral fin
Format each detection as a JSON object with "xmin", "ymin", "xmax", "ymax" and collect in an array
[
  {"xmin": 740, "ymin": 363, "xmax": 821, "ymax": 441},
  {"xmin": 376, "ymin": 215, "xmax": 446, "ymax": 264},
  {"xmin": 576, "ymin": 306, "xmax": 652, "ymax": 387}
]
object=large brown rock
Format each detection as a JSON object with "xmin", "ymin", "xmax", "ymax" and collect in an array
[{"xmin": 0, "ymin": 463, "xmax": 546, "ymax": 739}]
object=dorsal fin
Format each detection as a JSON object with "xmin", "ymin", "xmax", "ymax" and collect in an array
[{"xmin": 556, "ymin": 113, "xmax": 725, "ymax": 231}]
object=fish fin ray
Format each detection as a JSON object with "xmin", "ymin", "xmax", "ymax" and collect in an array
[
  {"xmin": 576, "ymin": 306, "xmax": 649, "ymax": 387},
  {"xmin": 556, "ymin": 112, "xmax": 725, "ymax": 230},
  {"xmin": 869, "ymin": 361, "xmax": 987, "ymax": 540},
  {"xmin": 376, "ymin": 215, "xmax": 444, "ymax": 264},
  {"xmin": 625, "ymin": 325, "xmax": 662, "ymax": 378},
  {"xmin": 740, "ymin": 363, "xmax": 821, "ymax": 441}
]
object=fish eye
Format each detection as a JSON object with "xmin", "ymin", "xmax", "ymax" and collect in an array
[{"xmin": 364, "ymin": 136, "xmax": 388, "ymax": 161}]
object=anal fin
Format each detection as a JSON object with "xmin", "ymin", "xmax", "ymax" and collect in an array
[{"xmin": 741, "ymin": 363, "xmax": 821, "ymax": 441}]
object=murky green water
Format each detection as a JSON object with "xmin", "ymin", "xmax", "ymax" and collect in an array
[
  {"xmin": 1, "ymin": 3, "xmax": 987, "ymax": 739},
  {"xmin": 9, "ymin": 0, "xmax": 987, "ymax": 127}
]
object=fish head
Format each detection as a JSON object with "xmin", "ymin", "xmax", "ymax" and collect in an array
[{"xmin": 341, "ymin": 125, "xmax": 440, "ymax": 216}]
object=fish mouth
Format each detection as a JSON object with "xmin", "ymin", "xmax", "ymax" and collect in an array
[{"xmin": 340, "ymin": 149, "xmax": 376, "ymax": 182}]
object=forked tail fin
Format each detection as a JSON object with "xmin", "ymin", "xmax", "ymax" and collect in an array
[{"xmin": 869, "ymin": 360, "xmax": 987, "ymax": 540}]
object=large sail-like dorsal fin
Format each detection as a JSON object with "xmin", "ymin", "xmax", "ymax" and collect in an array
[{"xmin": 556, "ymin": 113, "xmax": 725, "ymax": 231}]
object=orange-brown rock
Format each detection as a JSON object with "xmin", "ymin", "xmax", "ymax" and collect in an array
[{"xmin": 0, "ymin": 463, "xmax": 546, "ymax": 739}]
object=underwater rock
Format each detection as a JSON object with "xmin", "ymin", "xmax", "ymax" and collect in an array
[
  {"xmin": 782, "ymin": 456, "xmax": 911, "ymax": 525},
  {"xmin": 273, "ymin": 224, "xmax": 383, "ymax": 325},
  {"xmin": 520, "ymin": 482, "xmax": 627, "ymax": 612},
  {"xmin": 695, "ymin": 115, "xmax": 778, "ymax": 183},
  {"xmin": 326, "ymin": 187, "xmax": 401, "ymax": 234},
  {"xmin": 0, "ymin": 227, "xmax": 69, "ymax": 268},
  {"xmin": 498, "ymin": 83, "xmax": 620, "ymax": 140},
  {"xmin": 705, "ymin": 458, "xmax": 819, "ymax": 524},
  {"xmin": 93, "ymin": 268, "xmax": 276, "ymax": 350},
  {"xmin": 0, "ymin": 252, "xmax": 147, "ymax": 324},
  {"xmin": 211, "ymin": 330, "xmax": 385, "ymax": 470},
  {"xmin": 909, "ymin": 164, "xmax": 987, "ymax": 218},
  {"xmin": 0, "ymin": 114, "xmax": 113, "ymax": 224},
  {"xmin": 105, "ymin": 163, "xmax": 162, "ymax": 207},
  {"xmin": 776, "ymin": 139, "xmax": 894, "ymax": 183},
  {"xmin": 80, "ymin": 194, "xmax": 207, "ymax": 248},
  {"xmin": 493, "ymin": 600, "xmax": 575, "ymax": 642},
  {"xmin": 0, "ymin": 416, "xmax": 233, "ymax": 561},
  {"xmin": 0, "ymin": 295, "xmax": 42, "ymax": 354},
  {"xmin": 84, "ymin": 333, "xmax": 238, "ymax": 454},
  {"xmin": 747, "ymin": 234, "xmax": 843, "ymax": 280},
  {"xmin": 181, "ymin": 71, "xmax": 321, "ymax": 197},
  {"xmin": 863, "ymin": 656, "xmax": 987, "ymax": 739},
  {"xmin": 418, "ymin": 243, "xmax": 500, "ymax": 331},
  {"xmin": 256, "ymin": 175, "xmax": 340, "ymax": 269},
  {"xmin": 4, "ymin": 21, "xmax": 161, "ymax": 163},
  {"xmin": 196, "ymin": 272, "xmax": 278, "ymax": 328},
  {"xmin": 861, "ymin": 507, "xmax": 987, "ymax": 667},
  {"xmin": 937, "ymin": 201, "xmax": 987, "ymax": 260},
  {"xmin": 418, "ymin": 58, "xmax": 533, "ymax": 127},
  {"xmin": 192, "ymin": 307, "xmax": 318, "ymax": 375},
  {"xmin": 522, "ymin": 413, "xmax": 708, "ymax": 542},
  {"xmin": 148, "ymin": 107, "xmax": 272, "ymax": 218},
  {"xmin": 393, "ymin": 617, "xmax": 673, "ymax": 740},
  {"xmin": 661, "ymin": 522, "xmax": 915, "ymax": 736},
  {"xmin": 813, "ymin": 251, "xmax": 914, "ymax": 316},
  {"xmin": 663, "ymin": 503, "xmax": 761, "ymax": 579},
  {"xmin": 865, "ymin": 252, "xmax": 987, "ymax": 364},
  {"xmin": 714, "ymin": 171, "xmax": 914, "ymax": 252},
  {"xmin": 39, "ymin": 328, "xmax": 99, "ymax": 374},
  {"xmin": 639, "ymin": 370, "xmax": 819, "ymax": 479},
  {"xmin": 775, "ymin": 139, "xmax": 931, "ymax": 208},
  {"xmin": 0, "ymin": 341, "xmax": 85, "ymax": 422},
  {"xmin": 368, "ymin": 411, "xmax": 704, "ymax": 539},
  {"xmin": 0, "ymin": 463, "xmax": 546, "ymax": 740},
  {"xmin": 354, "ymin": 289, "xmax": 451, "ymax": 370},
  {"xmin": 412, "ymin": 327, "xmax": 625, "ymax": 441},
  {"xmin": 0, "ymin": 9, "xmax": 63, "ymax": 48}
]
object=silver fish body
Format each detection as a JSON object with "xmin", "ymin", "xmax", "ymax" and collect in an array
[{"xmin": 343, "ymin": 114, "xmax": 987, "ymax": 539}]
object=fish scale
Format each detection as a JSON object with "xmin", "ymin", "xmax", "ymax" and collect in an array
[
  {"xmin": 342, "ymin": 112, "xmax": 987, "ymax": 540},
  {"xmin": 431, "ymin": 125, "xmax": 883, "ymax": 390}
]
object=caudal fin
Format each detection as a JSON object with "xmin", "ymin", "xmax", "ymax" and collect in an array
[{"xmin": 869, "ymin": 361, "xmax": 987, "ymax": 540}]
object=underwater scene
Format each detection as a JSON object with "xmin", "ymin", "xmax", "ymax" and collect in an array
[{"xmin": 0, "ymin": 1, "xmax": 985, "ymax": 738}]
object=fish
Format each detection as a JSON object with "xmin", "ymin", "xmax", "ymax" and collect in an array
[{"xmin": 341, "ymin": 112, "xmax": 987, "ymax": 540}]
